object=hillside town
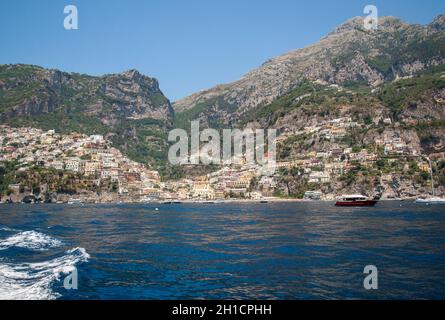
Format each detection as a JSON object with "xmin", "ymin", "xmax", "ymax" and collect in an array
[
  {"xmin": 0, "ymin": 125, "xmax": 161, "ymax": 203},
  {"xmin": 0, "ymin": 118, "xmax": 443, "ymax": 203}
]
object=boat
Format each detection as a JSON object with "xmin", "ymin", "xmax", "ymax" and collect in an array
[
  {"xmin": 140, "ymin": 196, "xmax": 153, "ymax": 203},
  {"xmin": 415, "ymin": 197, "xmax": 445, "ymax": 204},
  {"xmin": 67, "ymin": 199, "xmax": 82, "ymax": 205},
  {"xmin": 260, "ymin": 200, "xmax": 269, "ymax": 204},
  {"xmin": 414, "ymin": 156, "xmax": 445, "ymax": 204},
  {"xmin": 335, "ymin": 195, "xmax": 378, "ymax": 207}
]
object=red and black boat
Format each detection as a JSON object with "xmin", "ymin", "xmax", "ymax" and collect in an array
[{"xmin": 335, "ymin": 195, "xmax": 378, "ymax": 207}]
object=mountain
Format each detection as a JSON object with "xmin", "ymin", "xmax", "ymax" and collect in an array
[
  {"xmin": 1, "ymin": 14, "xmax": 444, "ymax": 181},
  {"xmin": 173, "ymin": 14, "xmax": 445, "ymax": 128},
  {"xmin": 0, "ymin": 64, "xmax": 173, "ymax": 166},
  {"xmin": 0, "ymin": 65, "xmax": 173, "ymax": 121}
]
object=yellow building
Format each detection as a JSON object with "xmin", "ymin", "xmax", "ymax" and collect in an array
[
  {"xmin": 83, "ymin": 161, "xmax": 101, "ymax": 175},
  {"xmin": 193, "ymin": 182, "xmax": 215, "ymax": 199},
  {"xmin": 307, "ymin": 151, "xmax": 317, "ymax": 158},
  {"xmin": 418, "ymin": 162, "xmax": 430, "ymax": 172}
]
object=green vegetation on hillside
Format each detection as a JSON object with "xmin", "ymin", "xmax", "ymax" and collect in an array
[
  {"xmin": 378, "ymin": 70, "xmax": 445, "ymax": 115},
  {"xmin": 0, "ymin": 64, "xmax": 174, "ymax": 171},
  {"xmin": 174, "ymin": 96, "xmax": 237, "ymax": 130},
  {"xmin": 239, "ymin": 81, "xmax": 325, "ymax": 125},
  {"xmin": 0, "ymin": 161, "xmax": 18, "ymax": 195}
]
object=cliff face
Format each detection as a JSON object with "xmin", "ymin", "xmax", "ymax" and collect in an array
[
  {"xmin": 0, "ymin": 65, "xmax": 173, "ymax": 123},
  {"xmin": 173, "ymin": 14, "xmax": 445, "ymax": 127},
  {"xmin": 0, "ymin": 65, "xmax": 174, "ymax": 166}
]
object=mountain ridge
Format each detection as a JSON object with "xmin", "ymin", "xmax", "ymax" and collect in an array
[
  {"xmin": 0, "ymin": 13, "xmax": 444, "ymax": 178},
  {"xmin": 0, "ymin": 63, "xmax": 174, "ymax": 167},
  {"xmin": 173, "ymin": 13, "xmax": 445, "ymax": 127},
  {"xmin": 0, "ymin": 64, "xmax": 173, "ymax": 120}
]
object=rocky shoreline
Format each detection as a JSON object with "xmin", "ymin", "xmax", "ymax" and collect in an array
[{"xmin": 1, "ymin": 192, "xmax": 442, "ymax": 205}]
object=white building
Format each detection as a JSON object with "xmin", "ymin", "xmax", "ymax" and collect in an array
[
  {"xmin": 309, "ymin": 172, "xmax": 331, "ymax": 184},
  {"xmin": 65, "ymin": 158, "xmax": 80, "ymax": 172},
  {"xmin": 50, "ymin": 161, "xmax": 64, "ymax": 170}
]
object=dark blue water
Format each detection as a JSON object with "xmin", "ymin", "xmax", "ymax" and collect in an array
[{"xmin": 0, "ymin": 202, "xmax": 444, "ymax": 299}]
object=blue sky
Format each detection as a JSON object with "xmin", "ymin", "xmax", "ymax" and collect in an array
[{"xmin": 0, "ymin": 0, "xmax": 444, "ymax": 101}]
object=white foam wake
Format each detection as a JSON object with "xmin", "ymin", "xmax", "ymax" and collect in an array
[
  {"xmin": 0, "ymin": 247, "xmax": 90, "ymax": 300},
  {"xmin": 0, "ymin": 231, "xmax": 63, "ymax": 251},
  {"xmin": 0, "ymin": 227, "xmax": 19, "ymax": 232}
]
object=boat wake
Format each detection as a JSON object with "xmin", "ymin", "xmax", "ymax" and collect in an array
[
  {"xmin": 0, "ymin": 228, "xmax": 90, "ymax": 300},
  {"xmin": 0, "ymin": 231, "xmax": 63, "ymax": 251},
  {"xmin": 0, "ymin": 247, "xmax": 90, "ymax": 300},
  {"xmin": 0, "ymin": 227, "xmax": 19, "ymax": 232}
]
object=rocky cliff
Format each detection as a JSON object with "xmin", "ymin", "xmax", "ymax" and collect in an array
[
  {"xmin": 0, "ymin": 65, "xmax": 173, "ymax": 122},
  {"xmin": 173, "ymin": 14, "xmax": 445, "ymax": 127},
  {"xmin": 0, "ymin": 64, "xmax": 174, "ymax": 166}
]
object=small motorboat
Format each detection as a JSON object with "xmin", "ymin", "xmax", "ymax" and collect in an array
[
  {"xmin": 67, "ymin": 199, "xmax": 82, "ymax": 205},
  {"xmin": 140, "ymin": 196, "xmax": 153, "ymax": 203},
  {"xmin": 335, "ymin": 195, "xmax": 378, "ymax": 207},
  {"xmin": 415, "ymin": 197, "xmax": 445, "ymax": 204}
]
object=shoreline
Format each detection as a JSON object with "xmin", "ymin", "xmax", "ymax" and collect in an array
[{"xmin": 0, "ymin": 198, "xmax": 426, "ymax": 205}]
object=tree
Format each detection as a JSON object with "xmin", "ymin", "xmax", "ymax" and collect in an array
[
  {"xmin": 352, "ymin": 146, "xmax": 361, "ymax": 153},
  {"xmin": 376, "ymin": 159, "xmax": 387, "ymax": 169}
]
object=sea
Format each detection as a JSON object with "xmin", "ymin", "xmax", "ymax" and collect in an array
[{"xmin": 0, "ymin": 201, "xmax": 444, "ymax": 300}]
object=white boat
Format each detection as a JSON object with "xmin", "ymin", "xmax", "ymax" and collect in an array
[
  {"xmin": 140, "ymin": 196, "xmax": 153, "ymax": 203},
  {"xmin": 414, "ymin": 156, "xmax": 445, "ymax": 204},
  {"xmin": 67, "ymin": 199, "xmax": 82, "ymax": 205},
  {"xmin": 415, "ymin": 197, "xmax": 445, "ymax": 204}
]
